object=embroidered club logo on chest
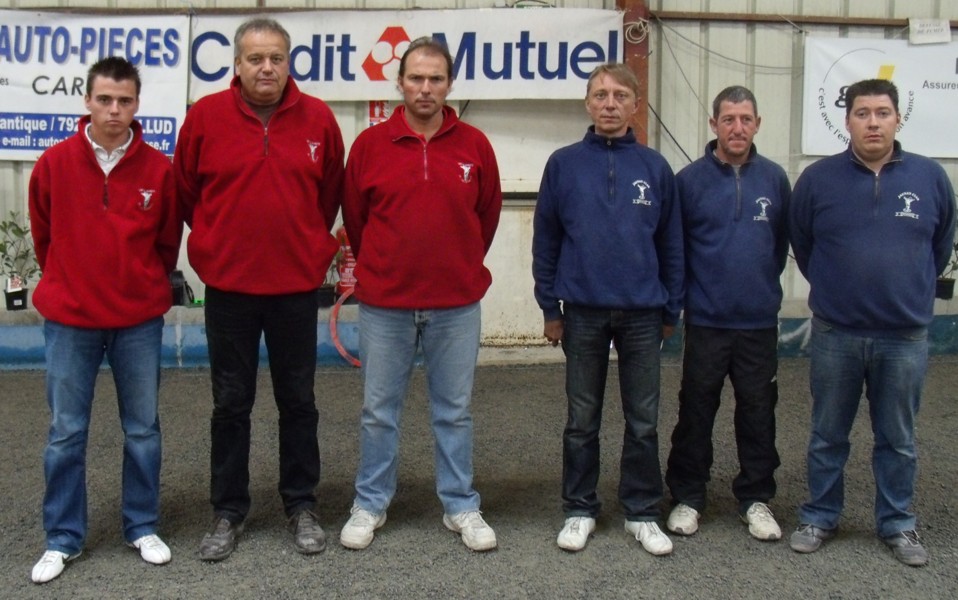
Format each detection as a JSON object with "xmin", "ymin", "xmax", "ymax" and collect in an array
[
  {"xmin": 895, "ymin": 192, "xmax": 920, "ymax": 220},
  {"xmin": 458, "ymin": 162, "xmax": 474, "ymax": 183},
  {"xmin": 632, "ymin": 180, "xmax": 652, "ymax": 205},
  {"xmin": 137, "ymin": 189, "xmax": 155, "ymax": 211},
  {"xmin": 754, "ymin": 197, "xmax": 772, "ymax": 221}
]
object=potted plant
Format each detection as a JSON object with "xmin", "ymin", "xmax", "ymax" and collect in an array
[
  {"xmin": 936, "ymin": 240, "xmax": 958, "ymax": 300},
  {"xmin": 0, "ymin": 210, "xmax": 41, "ymax": 311}
]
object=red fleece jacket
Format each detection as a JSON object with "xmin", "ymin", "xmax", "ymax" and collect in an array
[
  {"xmin": 174, "ymin": 77, "xmax": 345, "ymax": 294},
  {"xmin": 342, "ymin": 106, "xmax": 502, "ymax": 309},
  {"xmin": 29, "ymin": 117, "xmax": 182, "ymax": 328}
]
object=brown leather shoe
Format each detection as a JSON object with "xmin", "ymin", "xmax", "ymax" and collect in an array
[
  {"xmin": 198, "ymin": 517, "xmax": 243, "ymax": 561},
  {"xmin": 289, "ymin": 509, "xmax": 327, "ymax": 555}
]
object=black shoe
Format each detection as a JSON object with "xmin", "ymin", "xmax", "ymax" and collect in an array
[
  {"xmin": 199, "ymin": 517, "xmax": 243, "ymax": 561},
  {"xmin": 289, "ymin": 509, "xmax": 327, "ymax": 555},
  {"xmin": 883, "ymin": 530, "xmax": 929, "ymax": 567}
]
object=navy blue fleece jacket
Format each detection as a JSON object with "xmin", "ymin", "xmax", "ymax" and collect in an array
[
  {"xmin": 789, "ymin": 143, "xmax": 956, "ymax": 334},
  {"xmin": 679, "ymin": 141, "xmax": 790, "ymax": 329},
  {"xmin": 532, "ymin": 128, "xmax": 684, "ymax": 325}
]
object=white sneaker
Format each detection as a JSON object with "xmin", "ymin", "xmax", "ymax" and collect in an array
[
  {"xmin": 340, "ymin": 505, "xmax": 387, "ymax": 550},
  {"xmin": 743, "ymin": 502, "xmax": 782, "ymax": 541},
  {"xmin": 557, "ymin": 516, "xmax": 596, "ymax": 551},
  {"xmin": 624, "ymin": 520, "xmax": 673, "ymax": 556},
  {"xmin": 129, "ymin": 534, "xmax": 172, "ymax": 565},
  {"xmin": 31, "ymin": 550, "xmax": 80, "ymax": 584},
  {"xmin": 443, "ymin": 511, "xmax": 497, "ymax": 551},
  {"xmin": 667, "ymin": 503, "xmax": 700, "ymax": 536}
]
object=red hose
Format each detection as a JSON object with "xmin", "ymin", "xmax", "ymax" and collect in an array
[{"xmin": 330, "ymin": 287, "xmax": 361, "ymax": 367}]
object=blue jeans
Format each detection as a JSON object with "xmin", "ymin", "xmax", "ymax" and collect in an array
[
  {"xmin": 353, "ymin": 302, "xmax": 482, "ymax": 516},
  {"xmin": 42, "ymin": 317, "xmax": 164, "ymax": 555},
  {"xmin": 204, "ymin": 287, "xmax": 321, "ymax": 522},
  {"xmin": 799, "ymin": 317, "xmax": 927, "ymax": 537},
  {"xmin": 561, "ymin": 305, "xmax": 664, "ymax": 521}
]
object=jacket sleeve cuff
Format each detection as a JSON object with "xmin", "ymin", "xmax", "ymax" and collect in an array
[{"xmin": 543, "ymin": 306, "xmax": 563, "ymax": 322}]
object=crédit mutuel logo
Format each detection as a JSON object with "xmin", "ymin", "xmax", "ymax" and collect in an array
[
  {"xmin": 815, "ymin": 52, "xmax": 916, "ymax": 146},
  {"xmin": 362, "ymin": 26, "xmax": 411, "ymax": 81}
]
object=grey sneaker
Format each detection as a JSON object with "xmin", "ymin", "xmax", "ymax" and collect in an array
[
  {"xmin": 289, "ymin": 509, "xmax": 327, "ymax": 554},
  {"xmin": 789, "ymin": 523, "xmax": 835, "ymax": 553},
  {"xmin": 443, "ymin": 511, "xmax": 497, "ymax": 551},
  {"xmin": 199, "ymin": 517, "xmax": 244, "ymax": 561},
  {"xmin": 340, "ymin": 505, "xmax": 387, "ymax": 550},
  {"xmin": 742, "ymin": 503, "xmax": 782, "ymax": 541},
  {"xmin": 883, "ymin": 530, "xmax": 929, "ymax": 567}
]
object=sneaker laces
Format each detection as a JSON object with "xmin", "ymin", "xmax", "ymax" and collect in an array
[
  {"xmin": 674, "ymin": 505, "xmax": 697, "ymax": 519},
  {"xmin": 567, "ymin": 517, "xmax": 587, "ymax": 533},
  {"xmin": 636, "ymin": 521, "xmax": 665, "ymax": 540},
  {"xmin": 36, "ymin": 551, "xmax": 67, "ymax": 567},
  {"xmin": 899, "ymin": 530, "xmax": 921, "ymax": 546},
  {"xmin": 136, "ymin": 534, "xmax": 165, "ymax": 551},
  {"xmin": 349, "ymin": 507, "xmax": 381, "ymax": 528},
  {"xmin": 748, "ymin": 503, "xmax": 776, "ymax": 523},
  {"xmin": 458, "ymin": 511, "xmax": 489, "ymax": 529}
]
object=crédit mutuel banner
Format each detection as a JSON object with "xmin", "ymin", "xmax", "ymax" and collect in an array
[
  {"xmin": 803, "ymin": 37, "xmax": 958, "ymax": 158},
  {"xmin": 0, "ymin": 8, "xmax": 622, "ymax": 161}
]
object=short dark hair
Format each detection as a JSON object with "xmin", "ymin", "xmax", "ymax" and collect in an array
[
  {"xmin": 712, "ymin": 85, "xmax": 757, "ymax": 119},
  {"xmin": 844, "ymin": 79, "xmax": 899, "ymax": 116},
  {"xmin": 399, "ymin": 37, "xmax": 454, "ymax": 81},
  {"xmin": 86, "ymin": 56, "xmax": 141, "ymax": 97},
  {"xmin": 234, "ymin": 17, "xmax": 291, "ymax": 59},
  {"xmin": 586, "ymin": 63, "xmax": 639, "ymax": 99}
]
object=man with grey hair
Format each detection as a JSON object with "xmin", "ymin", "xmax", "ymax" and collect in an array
[
  {"xmin": 533, "ymin": 63, "xmax": 683, "ymax": 554},
  {"xmin": 174, "ymin": 17, "xmax": 345, "ymax": 561},
  {"xmin": 664, "ymin": 85, "xmax": 790, "ymax": 543}
]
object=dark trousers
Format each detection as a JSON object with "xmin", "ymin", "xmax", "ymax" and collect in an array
[
  {"xmin": 561, "ymin": 305, "xmax": 664, "ymax": 520},
  {"xmin": 204, "ymin": 286, "xmax": 321, "ymax": 522},
  {"xmin": 666, "ymin": 324, "xmax": 780, "ymax": 514}
]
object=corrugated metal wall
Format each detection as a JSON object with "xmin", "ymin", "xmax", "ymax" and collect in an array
[
  {"xmin": 2, "ymin": 0, "xmax": 956, "ymax": 342},
  {"xmin": 645, "ymin": 0, "xmax": 958, "ymax": 319}
]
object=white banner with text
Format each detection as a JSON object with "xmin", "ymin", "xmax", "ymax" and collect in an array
[
  {"xmin": 802, "ymin": 36, "xmax": 958, "ymax": 158},
  {"xmin": 0, "ymin": 10, "xmax": 189, "ymax": 161}
]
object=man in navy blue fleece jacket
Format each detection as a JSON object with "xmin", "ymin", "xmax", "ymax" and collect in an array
[
  {"xmin": 788, "ymin": 79, "xmax": 955, "ymax": 567},
  {"xmin": 664, "ymin": 86, "xmax": 789, "ymax": 543},
  {"xmin": 532, "ymin": 63, "xmax": 683, "ymax": 555}
]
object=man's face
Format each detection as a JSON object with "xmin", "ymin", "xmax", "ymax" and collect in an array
[
  {"xmin": 845, "ymin": 94, "xmax": 900, "ymax": 165},
  {"xmin": 398, "ymin": 49, "xmax": 451, "ymax": 124},
  {"xmin": 235, "ymin": 29, "xmax": 289, "ymax": 105},
  {"xmin": 585, "ymin": 73, "xmax": 638, "ymax": 138},
  {"xmin": 84, "ymin": 76, "xmax": 138, "ymax": 144},
  {"xmin": 709, "ymin": 100, "xmax": 760, "ymax": 165}
]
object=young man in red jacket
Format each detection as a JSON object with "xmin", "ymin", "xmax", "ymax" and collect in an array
[
  {"xmin": 174, "ymin": 17, "xmax": 344, "ymax": 561},
  {"xmin": 339, "ymin": 37, "xmax": 502, "ymax": 552},
  {"xmin": 29, "ymin": 57, "xmax": 182, "ymax": 584}
]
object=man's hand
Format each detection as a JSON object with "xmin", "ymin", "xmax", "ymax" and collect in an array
[
  {"xmin": 544, "ymin": 319, "xmax": 564, "ymax": 347},
  {"xmin": 663, "ymin": 324, "xmax": 675, "ymax": 340}
]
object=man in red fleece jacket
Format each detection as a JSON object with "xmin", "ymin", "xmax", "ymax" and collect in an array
[
  {"xmin": 29, "ymin": 57, "xmax": 182, "ymax": 584},
  {"xmin": 173, "ymin": 17, "xmax": 344, "ymax": 561},
  {"xmin": 339, "ymin": 37, "xmax": 502, "ymax": 553}
]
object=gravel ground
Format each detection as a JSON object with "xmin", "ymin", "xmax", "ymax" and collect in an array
[{"xmin": 2, "ymin": 355, "xmax": 957, "ymax": 599}]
